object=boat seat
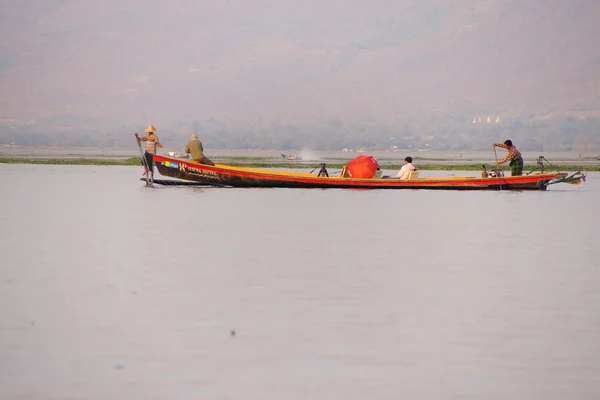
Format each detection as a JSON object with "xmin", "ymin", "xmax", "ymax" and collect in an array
[
  {"xmin": 408, "ymin": 170, "xmax": 419, "ymax": 180},
  {"xmin": 339, "ymin": 166, "xmax": 349, "ymax": 178}
]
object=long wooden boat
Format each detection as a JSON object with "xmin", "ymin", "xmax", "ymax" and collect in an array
[
  {"xmin": 152, "ymin": 154, "xmax": 585, "ymax": 190},
  {"xmin": 281, "ymin": 152, "xmax": 299, "ymax": 160}
]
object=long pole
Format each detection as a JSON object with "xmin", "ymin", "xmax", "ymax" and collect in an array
[
  {"xmin": 493, "ymin": 145, "xmax": 503, "ymax": 191},
  {"xmin": 135, "ymin": 134, "xmax": 151, "ymax": 186}
]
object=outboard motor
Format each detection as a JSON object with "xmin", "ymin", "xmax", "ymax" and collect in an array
[{"xmin": 482, "ymin": 164, "xmax": 504, "ymax": 178}]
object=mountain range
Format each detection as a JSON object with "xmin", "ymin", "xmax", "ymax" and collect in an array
[{"xmin": 1, "ymin": 0, "xmax": 599, "ymax": 147}]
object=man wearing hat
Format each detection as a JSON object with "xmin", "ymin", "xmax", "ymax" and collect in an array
[
  {"xmin": 493, "ymin": 139, "xmax": 523, "ymax": 176},
  {"xmin": 135, "ymin": 125, "xmax": 163, "ymax": 179},
  {"xmin": 185, "ymin": 134, "xmax": 214, "ymax": 165}
]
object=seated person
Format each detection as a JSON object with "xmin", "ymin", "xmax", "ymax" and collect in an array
[
  {"xmin": 185, "ymin": 134, "xmax": 214, "ymax": 165},
  {"xmin": 396, "ymin": 156, "xmax": 416, "ymax": 179}
]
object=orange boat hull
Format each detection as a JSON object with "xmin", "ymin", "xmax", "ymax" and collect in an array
[{"xmin": 153, "ymin": 155, "xmax": 566, "ymax": 190}]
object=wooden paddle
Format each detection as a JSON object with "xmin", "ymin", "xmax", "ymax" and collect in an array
[
  {"xmin": 135, "ymin": 133, "xmax": 151, "ymax": 186},
  {"xmin": 492, "ymin": 144, "xmax": 503, "ymax": 190}
]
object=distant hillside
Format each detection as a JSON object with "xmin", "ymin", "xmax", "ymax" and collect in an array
[{"xmin": 1, "ymin": 0, "xmax": 599, "ymax": 148}]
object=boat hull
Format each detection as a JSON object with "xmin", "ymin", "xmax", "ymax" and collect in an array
[{"xmin": 153, "ymin": 155, "xmax": 563, "ymax": 190}]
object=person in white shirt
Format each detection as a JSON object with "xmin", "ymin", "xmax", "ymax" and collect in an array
[{"xmin": 396, "ymin": 156, "xmax": 416, "ymax": 179}]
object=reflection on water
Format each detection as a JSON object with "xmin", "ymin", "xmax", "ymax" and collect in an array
[{"xmin": 1, "ymin": 165, "xmax": 599, "ymax": 400}]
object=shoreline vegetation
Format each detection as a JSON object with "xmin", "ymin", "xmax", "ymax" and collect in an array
[{"xmin": 1, "ymin": 157, "xmax": 598, "ymax": 171}]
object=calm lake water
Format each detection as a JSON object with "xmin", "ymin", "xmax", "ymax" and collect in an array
[{"xmin": 1, "ymin": 164, "xmax": 599, "ymax": 400}]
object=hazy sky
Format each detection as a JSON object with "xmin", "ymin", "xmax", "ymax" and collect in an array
[{"xmin": 1, "ymin": 0, "xmax": 599, "ymax": 126}]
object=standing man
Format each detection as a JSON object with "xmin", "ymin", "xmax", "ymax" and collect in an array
[
  {"xmin": 185, "ymin": 134, "xmax": 214, "ymax": 165},
  {"xmin": 493, "ymin": 140, "xmax": 523, "ymax": 176},
  {"xmin": 135, "ymin": 125, "xmax": 163, "ymax": 180},
  {"xmin": 396, "ymin": 156, "xmax": 416, "ymax": 179}
]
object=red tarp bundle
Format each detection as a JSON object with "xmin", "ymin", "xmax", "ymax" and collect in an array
[{"xmin": 347, "ymin": 155, "xmax": 379, "ymax": 178}]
